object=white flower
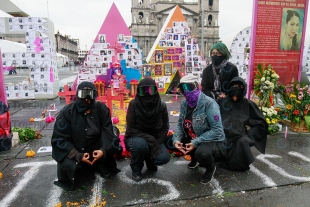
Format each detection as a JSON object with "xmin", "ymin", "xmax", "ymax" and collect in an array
[{"xmin": 261, "ymin": 77, "xmax": 266, "ymax": 82}]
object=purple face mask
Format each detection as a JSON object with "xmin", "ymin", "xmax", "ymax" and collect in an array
[{"xmin": 184, "ymin": 89, "xmax": 200, "ymax": 108}]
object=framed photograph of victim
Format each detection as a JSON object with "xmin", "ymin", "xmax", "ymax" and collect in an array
[
  {"xmin": 154, "ymin": 64, "xmax": 163, "ymax": 76},
  {"xmin": 164, "ymin": 63, "xmax": 172, "ymax": 76}
]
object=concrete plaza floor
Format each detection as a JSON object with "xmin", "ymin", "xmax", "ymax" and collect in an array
[{"xmin": 0, "ymin": 95, "xmax": 310, "ymax": 207}]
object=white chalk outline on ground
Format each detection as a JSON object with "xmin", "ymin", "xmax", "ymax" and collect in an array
[
  {"xmin": 249, "ymin": 164, "xmax": 277, "ymax": 187},
  {"xmin": 288, "ymin": 151, "xmax": 310, "ymax": 163},
  {"xmin": 174, "ymin": 160, "xmax": 224, "ymax": 196},
  {"xmin": 256, "ymin": 154, "xmax": 310, "ymax": 182},
  {"xmin": 118, "ymin": 166, "xmax": 180, "ymax": 206},
  {"xmin": 89, "ymin": 174, "xmax": 104, "ymax": 206},
  {"xmin": 45, "ymin": 182, "xmax": 63, "ymax": 207},
  {"xmin": 1, "ymin": 160, "xmax": 56, "ymax": 207}
]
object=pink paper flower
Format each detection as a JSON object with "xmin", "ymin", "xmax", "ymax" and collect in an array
[
  {"xmin": 33, "ymin": 37, "xmax": 42, "ymax": 46},
  {"xmin": 45, "ymin": 116, "xmax": 55, "ymax": 123}
]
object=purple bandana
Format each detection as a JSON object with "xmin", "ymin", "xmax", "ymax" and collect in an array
[{"xmin": 184, "ymin": 89, "xmax": 200, "ymax": 108}]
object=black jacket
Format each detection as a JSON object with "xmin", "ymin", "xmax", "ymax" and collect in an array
[
  {"xmin": 125, "ymin": 100, "xmax": 169, "ymax": 159},
  {"xmin": 201, "ymin": 62, "xmax": 238, "ymax": 99},
  {"xmin": 51, "ymin": 101, "xmax": 119, "ymax": 163},
  {"xmin": 218, "ymin": 77, "xmax": 268, "ymax": 170},
  {"xmin": 218, "ymin": 77, "xmax": 268, "ymax": 153}
]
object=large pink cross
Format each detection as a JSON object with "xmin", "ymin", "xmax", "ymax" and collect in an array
[{"xmin": 58, "ymin": 85, "xmax": 76, "ymax": 105}]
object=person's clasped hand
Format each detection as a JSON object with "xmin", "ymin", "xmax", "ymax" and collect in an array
[
  {"xmin": 81, "ymin": 153, "xmax": 92, "ymax": 165},
  {"xmin": 184, "ymin": 142, "xmax": 195, "ymax": 153},
  {"xmin": 91, "ymin": 150, "xmax": 104, "ymax": 165},
  {"xmin": 219, "ymin": 93, "xmax": 226, "ymax": 98},
  {"xmin": 174, "ymin": 141, "xmax": 187, "ymax": 154}
]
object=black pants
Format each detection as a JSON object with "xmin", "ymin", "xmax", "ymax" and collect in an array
[
  {"xmin": 164, "ymin": 135, "xmax": 226, "ymax": 170},
  {"xmin": 55, "ymin": 139, "xmax": 117, "ymax": 191},
  {"xmin": 195, "ymin": 142, "xmax": 226, "ymax": 169},
  {"xmin": 125, "ymin": 137, "xmax": 170, "ymax": 173}
]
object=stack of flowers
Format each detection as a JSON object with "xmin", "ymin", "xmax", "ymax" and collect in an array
[
  {"xmin": 259, "ymin": 106, "xmax": 279, "ymax": 135},
  {"xmin": 254, "ymin": 64, "xmax": 280, "ymax": 135},
  {"xmin": 280, "ymin": 81, "xmax": 310, "ymax": 131},
  {"xmin": 254, "ymin": 64, "xmax": 280, "ymax": 107}
]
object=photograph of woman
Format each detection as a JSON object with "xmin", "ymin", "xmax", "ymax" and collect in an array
[
  {"xmin": 99, "ymin": 34, "xmax": 106, "ymax": 43},
  {"xmin": 279, "ymin": 9, "xmax": 303, "ymax": 50}
]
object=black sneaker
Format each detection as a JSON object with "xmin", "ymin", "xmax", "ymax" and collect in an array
[
  {"xmin": 200, "ymin": 166, "xmax": 216, "ymax": 184},
  {"xmin": 188, "ymin": 160, "xmax": 199, "ymax": 169},
  {"xmin": 132, "ymin": 172, "xmax": 143, "ymax": 182},
  {"xmin": 97, "ymin": 166, "xmax": 111, "ymax": 179}
]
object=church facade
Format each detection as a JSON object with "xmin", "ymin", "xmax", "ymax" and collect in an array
[{"xmin": 129, "ymin": 0, "xmax": 220, "ymax": 61}]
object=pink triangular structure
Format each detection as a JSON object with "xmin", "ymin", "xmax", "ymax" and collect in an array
[
  {"xmin": 72, "ymin": 3, "xmax": 142, "ymax": 90},
  {"xmin": 94, "ymin": 2, "xmax": 131, "ymax": 45}
]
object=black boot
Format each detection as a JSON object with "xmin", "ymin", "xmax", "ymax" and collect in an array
[
  {"xmin": 145, "ymin": 158, "xmax": 157, "ymax": 171},
  {"xmin": 188, "ymin": 154, "xmax": 198, "ymax": 169},
  {"xmin": 97, "ymin": 165, "xmax": 111, "ymax": 179},
  {"xmin": 132, "ymin": 171, "xmax": 143, "ymax": 182},
  {"xmin": 200, "ymin": 166, "xmax": 216, "ymax": 184}
]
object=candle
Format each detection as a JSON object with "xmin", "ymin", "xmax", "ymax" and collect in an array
[{"xmin": 284, "ymin": 126, "xmax": 288, "ymax": 139}]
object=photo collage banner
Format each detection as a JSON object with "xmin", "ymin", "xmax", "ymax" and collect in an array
[
  {"xmin": 79, "ymin": 34, "xmax": 143, "ymax": 85},
  {"xmin": 145, "ymin": 21, "xmax": 207, "ymax": 89},
  {"xmin": 1, "ymin": 17, "xmax": 58, "ymax": 99}
]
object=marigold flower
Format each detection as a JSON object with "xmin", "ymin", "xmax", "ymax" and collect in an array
[{"xmin": 286, "ymin": 104, "xmax": 293, "ymax": 110}]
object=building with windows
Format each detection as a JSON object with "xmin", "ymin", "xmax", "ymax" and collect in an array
[
  {"xmin": 55, "ymin": 31, "xmax": 79, "ymax": 62},
  {"xmin": 78, "ymin": 50, "xmax": 88, "ymax": 62},
  {"xmin": 130, "ymin": 0, "xmax": 220, "ymax": 61}
]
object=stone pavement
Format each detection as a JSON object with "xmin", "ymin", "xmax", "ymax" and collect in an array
[{"xmin": 1, "ymin": 95, "xmax": 310, "ymax": 207}]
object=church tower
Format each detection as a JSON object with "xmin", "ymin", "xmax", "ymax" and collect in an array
[
  {"xmin": 130, "ymin": 0, "xmax": 157, "ymax": 58},
  {"xmin": 198, "ymin": 0, "xmax": 220, "ymax": 61},
  {"xmin": 130, "ymin": 0, "xmax": 220, "ymax": 61}
]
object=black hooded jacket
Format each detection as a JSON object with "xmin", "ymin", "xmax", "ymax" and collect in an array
[
  {"xmin": 218, "ymin": 77, "xmax": 268, "ymax": 154},
  {"xmin": 125, "ymin": 78, "xmax": 169, "ymax": 159},
  {"xmin": 201, "ymin": 62, "xmax": 238, "ymax": 98}
]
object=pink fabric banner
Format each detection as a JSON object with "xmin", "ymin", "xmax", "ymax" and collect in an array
[{"xmin": 0, "ymin": 49, "xmax": 8, "ymax": 106}]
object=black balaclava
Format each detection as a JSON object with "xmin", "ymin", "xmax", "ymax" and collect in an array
[
  {"xmin": 76, "ymin": 81, "xmax": 98, "ymax": 113},
  {"xmin": 136, "ymin": 78, "xmax": 160, "ymax": 112},
  {"xmin": 211, "ymin": 55, "xmax": 226, "ymax": 66},
  {"xmin": 228, "ymin": 77, "xmax": 247, "ymax": 102},
  {"xmin": 135, "ymin": 78, "xmax": 161, "ymax": 130}
]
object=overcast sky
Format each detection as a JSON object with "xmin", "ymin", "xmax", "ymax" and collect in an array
[{"xmin": 10, "ymin": 0, "xmax": 310, "ymax": 50}]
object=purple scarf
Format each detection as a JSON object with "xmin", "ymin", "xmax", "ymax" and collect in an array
[{"xmin": 184, "ymin": 89, "xmax": 200, "ymax": 108}]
